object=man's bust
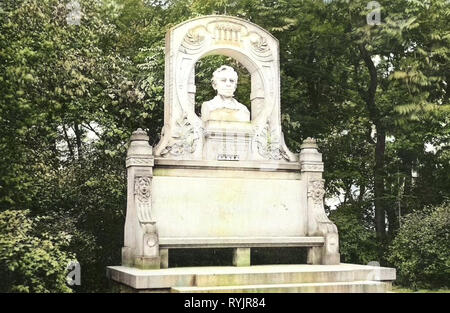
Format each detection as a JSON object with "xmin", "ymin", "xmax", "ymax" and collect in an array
[{"xmin": 201, "ymin": 65, "xmax": 250, "ymax": 123}]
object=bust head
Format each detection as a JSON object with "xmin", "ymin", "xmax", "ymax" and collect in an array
[
  {"xmin": 211, "ymin": 65, "xmax": 238, "ymax": 99},
  {"xmin": 201, "ymin": 65, "xmax": 250, "ymax": 122}
]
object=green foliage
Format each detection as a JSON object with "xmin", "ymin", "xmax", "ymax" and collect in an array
[
  {"xmin": 329, "ymin": 205, "xmax": 379, "ymax": 265},
  {"xmin": 0, "ymin": 210, "xmax": 75, "ymax": 293},
  {"xmin": 0, "ymin": 0, "xmax": 130, "ymax": 292},
  {"xmin": 54, "ymin": 148, "xmax": 126, "ymax": 292},
  {"xmin": 0, "ymin": 0, "xmax": 128, "ymax": 207},
  {"xmin": 387, "ymin": 202, "xmax": 450, "ymax": 289}
]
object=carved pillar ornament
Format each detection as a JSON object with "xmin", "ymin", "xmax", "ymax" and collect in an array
[
  {"xmin": 305, "ymin": 179, "xmax": 340, "ymax": 264},
  {"xmin": 307, "ymin": 179, "xmax": 338, "ymax": 234},
  {"xmin": 122, "ymin": 129, "xmax": 160, "ymax": 269},
  {"xmin": 135, "ymin": 176, "xmax": 154, "ymax": 225},
  {"xmin": 134, "ymin": 175, "xmax": 159, "ymax": 264},
  {"xmin": 300, "ymin": 137, "xmax": 340, "ymax": 265},
  {"xmin": 307, "ymin": 179, "xmax": 326, "ymax": 205}
]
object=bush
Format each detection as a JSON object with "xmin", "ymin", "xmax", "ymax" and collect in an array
[
  {"xmin": 329, "ymin": 204, "xmax": 379, "ymax": 265},
  {"xmin": 387, "ymin": 202, "xmax": 450, "ymax": 289},
  {"xmin": 0, "ymin": 210, "xmax": 76, "ymax": 292}
]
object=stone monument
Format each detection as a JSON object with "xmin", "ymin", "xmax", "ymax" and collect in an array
[{"xmin": 107, "ymin": 15, "xmax": 395, "ymax": 293}]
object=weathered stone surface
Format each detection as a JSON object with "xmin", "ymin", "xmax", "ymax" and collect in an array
[
  {"xmin": 232, "ymin": 248, "xmax": 251, "ymax": 267},
  {"xmin": 158, "ymin": 236, "xmax": 324, "ymax": 249},
  {"xmin": 203, "ymin": 120, "xmax": 253, "ymax": 160},
  {"xmin": 107, "ymin": 263, "xmax": 396, "ymax": 292},
  {"xmin": 171, "ymin": 281, "xmax": 390, "ymax": 293},
  {"xmin": 151, "ymin": 172, "xmax": 307, "ymax": 239}
]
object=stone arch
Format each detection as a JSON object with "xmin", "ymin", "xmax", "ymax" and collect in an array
[{"xmin": 154, "ymin": 15, "xmax": 296, "ymax": 162}]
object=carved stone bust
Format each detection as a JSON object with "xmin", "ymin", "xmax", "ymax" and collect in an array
[{"xmin": 201, "ymin": 65, "xmax": 250, "ymax": 123}]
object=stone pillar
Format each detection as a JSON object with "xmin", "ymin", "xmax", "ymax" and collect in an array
[
  {"xmin": 232, "ymin": 248, "xmax": 251, "ymax": 267},
  {"xmin": 122, "ymin": 129, "xmax": 160, "ymax": 269},
  {"xmin": 299, "ymin": 138, "xmax": 340, "ymax": 265},
  {"xmin": 160, "ymin": 248, "xmax": 169, "ymax": 269}
]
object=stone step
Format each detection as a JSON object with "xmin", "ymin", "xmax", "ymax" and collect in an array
[
  {"xmin": 171, "ymin": 281, "xmax": 390, "ymax": 293},
  {"xmin": 107, "ymin": 263, "xmax": 396, "ymax": 290}
]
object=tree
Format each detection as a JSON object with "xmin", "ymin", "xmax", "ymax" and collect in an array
[
  {"xmin": 0, "ymin": 210, "xmax": 75, "ymax": 293},
  {"xmin": 387, "ymin": 202, "xmax": 450, "ymax": 289}
]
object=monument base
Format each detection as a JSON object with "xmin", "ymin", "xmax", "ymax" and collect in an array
[{"xmin": 107, "ymin": 263, "xmax": 395, "ymax": 293}]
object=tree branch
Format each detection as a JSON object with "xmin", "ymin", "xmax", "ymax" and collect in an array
[
  {"xmin": 62, "ymin": 124, "xmax": 75, "ymax": 159},
  {"xmin": 83, "ymin": 123, "xmax": 102, "ymax": 139}
]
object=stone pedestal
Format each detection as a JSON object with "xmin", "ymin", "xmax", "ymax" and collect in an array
[
  {"xmin": 203, "ymin": 120, "xmax": 253, "ymax": 161},
  {"xmin": 107, "ymin": 263, "xmax": 396, "ymax": 293}
]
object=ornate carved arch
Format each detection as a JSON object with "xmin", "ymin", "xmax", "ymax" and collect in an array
[{"xmin": 154, "ymin": 15, "xmax": 296, "ymax": 162}]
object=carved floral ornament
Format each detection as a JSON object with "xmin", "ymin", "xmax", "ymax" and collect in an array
[
  {"xmin": 159, "ymin": 114, "xmax": 200, "ymax": 157},
  {"xmin": 184, "ymin": 28, "xmax": 205, "ymax": 45},
  {"xmin": 146, "ymin": 233, "xmax": 158, "ymax": 248},
  {"xmin": 307, "ymin": 179, "xmax": 326, "ymax": 205},
  {"xmin": 180, "ymin": 26, "xmax": 207, "ymax": 54},
  {"xmin": 180, "ymin": 21, "xmax": 272, "ymax": 56},
  {"xmin": 255, "ymin": 122, "xmax": 289, "ymax": 161},
  {"xmin": 215, "ymin": 23, "xmax": 242, "ymax": 32},
  {"xmin": 250, "ymin": 35, "xmax": 269, "ymax": 52}
]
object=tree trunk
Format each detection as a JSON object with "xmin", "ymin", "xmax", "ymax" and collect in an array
[
  {"xmin": 358, "ymin": 181, "xmax": 366, "ymax": 204},
  {"xmin": 403, "ymin": 159, "xmax": 413, "ymax": 213},
  {"xmin": 62, "ymin": 124, "xmax": 75, "ymax": 159},
  {"xmin": 374, "ymin": 125, "xmax": 386, "ymax": 241},
  {"xmin": 74, "ymin": 123, "xmax": 83, "ymax": 159},
  {"xmin": 359, "ymin": 44, "xmax": 387, "ymax": 245}
]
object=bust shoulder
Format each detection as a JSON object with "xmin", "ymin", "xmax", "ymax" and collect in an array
[
  {"xmin": 201, "ymin": 96, "xmax": 250, "ymax": 122},
  {"xmin": 202, "ymin": 96, "xmax": 223, "ymax": 111},
  {"xmin": 234, "ymin": 100, "xmax": 250, "ymax": 114}
]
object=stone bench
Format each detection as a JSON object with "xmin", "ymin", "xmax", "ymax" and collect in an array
[
  {"xmin": 159, "ymin": 236, "xmax": 326, "ymax": 267},
  {"xmin": 122, "ymin": 130, "xmax": 340, "ymax": 269}
]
